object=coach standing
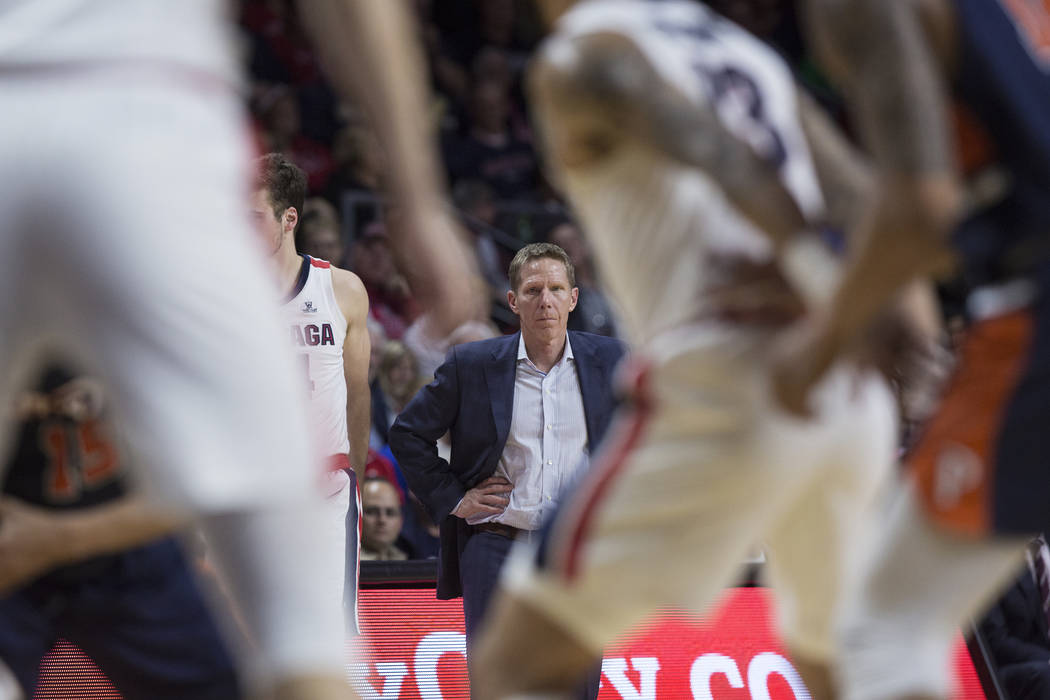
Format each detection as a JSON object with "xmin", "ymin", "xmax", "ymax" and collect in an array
[{"xmin": 390, "ymin": 242, "xmax": 623, "ymax": 694}]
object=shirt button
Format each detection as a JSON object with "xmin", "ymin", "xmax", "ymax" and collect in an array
[
  {"xmin": 547, "ymin": 460, "xmax": 553, "ymax": 465},
  {"xmin": 546, "ymin": 389, "xmax": 552, "ymax": 395},
  {"xmin": 546, "ymin": 495, "xmax": 552, "ymax": 501},
  {"xmin": 546, "ymin": 424, "xmax": 551, "ymax": 430}
]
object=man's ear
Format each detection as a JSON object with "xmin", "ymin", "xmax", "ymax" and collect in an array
[
  {"xmin": 507, "ymin": 289, "xmax": 518, "ymax": 315},
  {"xmin": 284, "ymin": 207, "xmax": 299, "ymax": 235},
  {"xmin": 568, "ymin": 287, "xmax": 579, "ymax": 312}
]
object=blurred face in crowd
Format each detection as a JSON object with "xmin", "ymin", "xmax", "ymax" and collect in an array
[
  {"xmin": 349, "ymin": 230, "xmax": 396, "ymax": 286},
  {"xmin": 361, "ymin": 479, "xmax": 403, "ymax": 552},
  {"xmin": 548, "ymin": 223, "xmax": 589, "ymax": 269},
  {"xmin": 367, "ymin": 323, "xmax": 388, "ymax": 383},
  {"xmin": 386, "ymin": 354, "xmax": 418, "ymax": 402},
  {"xmin": 471, "ymin": 80, "xmax": 511, "ymax": 135},
  {"xmin": 508, "ymin": 257, "xmax": 578, "ymax": 346},
  {"xmin": 301, "ymin": 225, "xmax": 344, "ymax": 265},
  {"xmin": 251, "ymin": 187, "xmax": 292, "ymax": 257}
]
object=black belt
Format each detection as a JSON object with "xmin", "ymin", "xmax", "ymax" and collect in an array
[{"xmin": 473, "ymin": 521, "xmax": 533, "ymax": 540}]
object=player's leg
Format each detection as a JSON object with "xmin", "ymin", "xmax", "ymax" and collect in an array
[
  {"xmin": 344, "ymin": 469, "xmax": 361, "ymax": 637},
  {"xmin": 837, "ymin": 482, "xmax": 1025, "ymax": 700},
  {"xmin": 61, "ymin": 539, "xmax": 241, "ymax": 700},
  {"xmin": 474, "ymin": 352, "xmax": 825, "ymax": 700},
  {"xmin": 38, "ymin": 78, "xmax": 350, "ymax": 697},
  {"xmin": 762, "ymin": 370, "xmax": 898, "ymax": 700},
  {"xmin": 0, "ymin": 588, "xmax": 59, "ymax": 698},
  {"xmin": 839, "ymin": 303, "xmax": 1049, "ymax": 700}
]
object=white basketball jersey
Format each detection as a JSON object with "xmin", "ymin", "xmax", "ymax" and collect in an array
[
  {"xmin": 555, "ymin": 0, "xmax": 825, "ymax": 347},
  {"xmin": 0, "ymin": 0, "xmax": 239, "ymax": 84},
  {"xmin": 281, "ymin": 256, "xmax": 350, "ymax": 461}
]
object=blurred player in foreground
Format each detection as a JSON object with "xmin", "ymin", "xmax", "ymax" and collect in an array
[
  {"xmin": 472, "ymin": 1, "xmax": 905, "ymax": 698},
  {"xmin": 0, "ymin": 365, "xmax": 242, "ymax": 699},
  {"xmin": 774, "ymin": 0, "xmax": 1050, "ymax": 698},
  {"xmin": 0, "ymin": 2, "xmax": 480, "ymax": 699}
]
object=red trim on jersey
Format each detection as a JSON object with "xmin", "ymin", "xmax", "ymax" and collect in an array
[
  {"xmin": 561, "ymin": 359, "xmax": 654, "ymax": 580},
  {"xmin": 327, "ymin": 453, "xmax": 352, "ymax": 472},
  {"xmin": 310, "ymin": 258, "xmax": 331, "ymax": 269}
]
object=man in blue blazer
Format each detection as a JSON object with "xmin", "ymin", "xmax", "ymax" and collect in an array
[{"xmin": 390, "ymin": 243, "xmax": 623, "ymax": 694}]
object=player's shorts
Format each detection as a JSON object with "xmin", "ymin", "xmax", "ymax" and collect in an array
[
  {"xmin": 911, "ymin": 274, "xmax": 1050, "ymax": 538},
  {"xmin": 503, "ymin": 324, "xmax": 897, "ymax": 661},
  {"xmin": 320, "ymin": 466, "xmax": 361, "ymax": 637},
  {"xmin": 0, "ymin": 538, "xmax": 240, "ymax": 700},
  {"xmin": 0, "ymin": 65, "xmax": 318, "ymax": 511}
]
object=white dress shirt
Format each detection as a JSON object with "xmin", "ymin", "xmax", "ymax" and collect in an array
[{"xmin": 467, "ymin": 333, "xmax": 589, "ymax": 530}]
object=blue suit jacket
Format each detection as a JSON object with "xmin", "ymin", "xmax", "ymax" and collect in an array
[{"xmin": 389, "ymin": 331, "xmax": 625, "ymax": 599}]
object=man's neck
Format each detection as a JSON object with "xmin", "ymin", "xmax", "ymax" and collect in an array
[
  {"xmin": 523, "ymin": 333, "xmax": 567, "ymax": 374},
  {"xmin": 276, "ymin": 244, "xmax": 305, "ymax": 295}
]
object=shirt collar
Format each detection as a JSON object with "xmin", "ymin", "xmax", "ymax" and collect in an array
[{"xmin": 517, "ymin": 332, "xmax": 574, "ymax": 367}]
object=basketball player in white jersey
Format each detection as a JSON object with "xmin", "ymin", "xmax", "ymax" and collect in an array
[
  {"xmin": 471, "ymin": 2, "xmax": 902, "ymax": 698},
  {"xmin": 253, "ymin": 152, "xmax": 371, "ymax": 639},
  {"xmin": 0, "ymin": 2, "xmax": 478, "ymax": 699}
]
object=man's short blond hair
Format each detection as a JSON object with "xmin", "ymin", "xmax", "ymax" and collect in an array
[{"xmin": 508, "ymin": 242, "xmax": 576, "ymax": 291}]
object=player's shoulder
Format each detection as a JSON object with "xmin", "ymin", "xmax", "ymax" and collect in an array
[{"xmin": 325, "ymin": 263, "xmax": 368, "ymax": 317}]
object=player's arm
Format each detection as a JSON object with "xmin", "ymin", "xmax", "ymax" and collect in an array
[
  {"xmin": 528, "ymin": 30, "xmax": 807, "ymax": 245},
  {"xmin": 333, "ymin": 267, "xmax": 371, "ymax": 479},
  {"xmin": 793, "ymin": 0, "xmax": 963, "ymax": 371},
  {"xmin": 0, "ymin": 496, "xmax": 185, "ymax": 594},
  {"xmin": 297, "ymin": 0, "xmax": 483, "ymax": 338}
]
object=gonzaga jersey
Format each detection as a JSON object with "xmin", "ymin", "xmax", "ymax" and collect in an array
[
  {"xmin": 555, "ymin": 0, "xmax": 824, "ymax": 346},
  {"xmin": 281, "ymin": 256, "xmax": 349, "ymax": 463}
]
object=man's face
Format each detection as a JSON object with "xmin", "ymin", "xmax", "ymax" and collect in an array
[
  {"xmin": 508, "ymin": 257, "xmax": 578, "ymax": 345},
  {"xmin": 250, "ymin": 188, "xmax": 285, "ymax": 257},
  {"xmin": 302, "ymin": 226, "xmax": 344, "ymax": 265},
  {"xmin": 361, "ymin": 481, "xmax": 403, "ymax": 551}
]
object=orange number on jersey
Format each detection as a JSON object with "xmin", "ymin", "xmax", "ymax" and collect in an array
[
  {"xmin": 79, "ymin": 420, "xmax": 120, "ymax": 485},
  {"xmin": 40, "ymin": 423, "xmax": 77, "ymax": 501},
  {"xmin": 1001, "ymin": 0, "xmax": 1050, "ymax": 61}
]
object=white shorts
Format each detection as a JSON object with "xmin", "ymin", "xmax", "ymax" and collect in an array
[
  {"xmin": 0, "ymin": 68, "xmax": 319, "ymax": 511},
  {"xmin": 503, "ymin": 325, "xmax": 898, "ymax": 661}
]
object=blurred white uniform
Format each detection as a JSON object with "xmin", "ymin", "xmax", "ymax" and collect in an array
[
  {"xmin": 0, "ymin": 0, "xmax": 346, "ymax": 685},
  {"xmin": 504, "ymin": 0, "xmax": 897, "ymax": 664}
]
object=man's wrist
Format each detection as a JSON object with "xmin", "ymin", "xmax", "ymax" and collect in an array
[{"xmin": 451, "ymin": 496, "xmax": 466, "ymax": 518}]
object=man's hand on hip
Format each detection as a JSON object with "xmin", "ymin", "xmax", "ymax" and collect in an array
[{"xmin": 453, "ymin": 477, "xmax": 513, "ymax": 520}]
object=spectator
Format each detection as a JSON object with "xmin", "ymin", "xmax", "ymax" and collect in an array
[
  {"xmin": 255, "ymin": 84, "xmax": 333, "ymax": 191},
  {"xmin": 453, "ymin": 179, "xmax": 511, "ymax": 296},
  {"xmin": 347, "ymin": 221, "xmax": 419, "ymax": 339},
  {"xmin": 323, "ymin": 124, "xmax": 388, "ymax": 218},
  {"xmin": 978, "ymin": 535, "xmax": 1050, "ymax": 698},
  {"xmin": 548, "ymin": 221, "xmax": 619, "ymax": 337},
  {"xmin": 297, "ymin": 197, "xmax": 345, "ymax": 265},
  {"xmin": 377, "ymin": 341, "xmax": 424, "ymax": 423},
  {"xmin": 360, "ymin": 478, "xmax": 408, "ymax": 561},
  {"xmin": 443, "ymin": 78, "xmax": 539, "ymax": 199}
]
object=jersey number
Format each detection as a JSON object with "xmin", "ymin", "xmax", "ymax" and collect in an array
[
  {"xmin": 300, "ymin": 354, "xmax": 316, "ymax": 392},
  {"xmin": 40, "ymin": 421, "xmax": 120, "ymax": 501},
  {"xmin": 699, "ymin": 65, "xmax": 788, "ymax": 168}
]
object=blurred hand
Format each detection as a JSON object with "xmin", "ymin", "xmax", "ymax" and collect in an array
[
  {"xmin": 53, "ymin": 377, "xmax": 107, "ymax": 421},
  {"xmin": 453, "ymin": 476, "xmax": 513, "ymax": 520},
  {"xmin": 770, "ymin": 317, "xmax": 843, "ymax": 418},
  {"xmin": 0, "ymin": 497, "xmax": 69, "ymax": 594}
]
